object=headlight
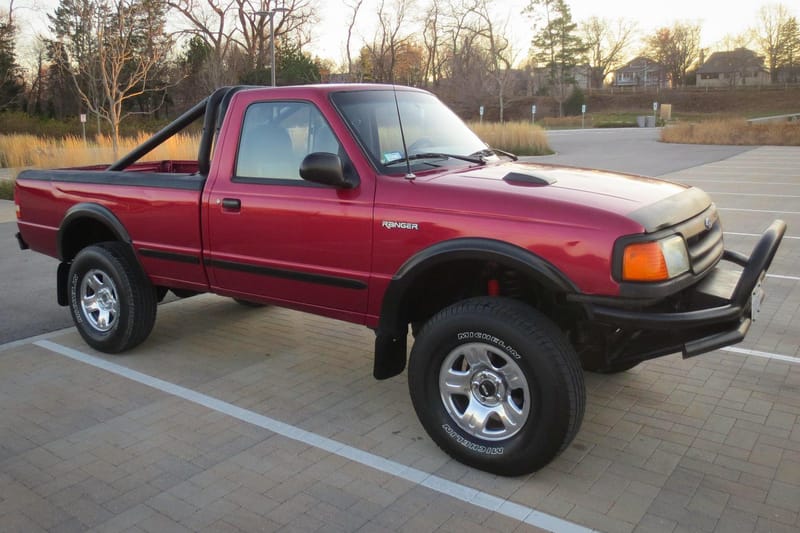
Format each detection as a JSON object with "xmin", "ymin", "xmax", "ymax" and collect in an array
[{"xmin": 622, "ymin": 235, "xmax": 690, "ymax": 282}]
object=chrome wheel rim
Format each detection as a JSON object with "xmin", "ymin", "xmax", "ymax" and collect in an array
[
  {"xmin": 79, "ymin": 269, "xmax": 120, "ymax": 332},
  {"xmin": 438, "ymin": 342, "xmax": 531, "ymax": 441}
]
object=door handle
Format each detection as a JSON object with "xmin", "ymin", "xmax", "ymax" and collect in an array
[{"xmin": 220, "ymin": 198, "xmax": 241, "ymax": 211}]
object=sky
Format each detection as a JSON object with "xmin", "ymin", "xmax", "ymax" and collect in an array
[
  {"xmin": 7, "ymin": 0, "xmax": 798, "ymax": 69},
  {"xmin": 306, "ymin": 0, "xmax": 795, "ymax": 66}
]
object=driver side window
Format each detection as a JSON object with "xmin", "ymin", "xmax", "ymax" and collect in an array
[{"xmin": 235, "ymin": 101, "xmax": 343, "ymax": 182}]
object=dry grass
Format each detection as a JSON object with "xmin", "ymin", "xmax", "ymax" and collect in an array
[
  {"xmin": 0, "ymin": 132, "xmax": 201, "ymax": 171},
  {"xmin": 467, "ymin": 121, "xmax": 552, "ymax": 155},
  {"xmin": 661, "ymin": 119, "xmax": 800, "ymax": 146}
]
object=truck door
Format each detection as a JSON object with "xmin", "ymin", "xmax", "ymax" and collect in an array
[{"xmin": 204, "ymin": 98, "xmax": 373, "ymax": 323}]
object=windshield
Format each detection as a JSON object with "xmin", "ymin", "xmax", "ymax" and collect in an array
[{"xmin": 331, "ymin": 89, "xmax": 489, "ymax": 174}]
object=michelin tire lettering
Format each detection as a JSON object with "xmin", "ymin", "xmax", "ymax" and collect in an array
[
  {"xmin": 458, "ymin": 331, "xmax": 520, "ymax": 359},
  {"xmin": 442, "ymin": 424, "xmax": 504, "ymax": 455}
]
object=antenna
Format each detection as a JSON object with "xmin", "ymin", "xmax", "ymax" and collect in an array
[{"xmin": 391, "ymin": 84, "xmax": 415, "ymax": 181}]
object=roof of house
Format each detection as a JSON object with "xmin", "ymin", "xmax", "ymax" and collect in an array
[
  {"xmin": 616, "ymin": 57, "xmax": 664, "ymax": 73},
  {"xmin": 697, "ymin": 48, "xmax": 766, "ymax": 74}
]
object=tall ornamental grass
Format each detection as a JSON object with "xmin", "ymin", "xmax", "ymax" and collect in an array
[
  {"xmin": 662, "ymin": 119, "xmax": 800, "ymax": 146},
  {"xmin": 0, "ymin": 132, "xmax": 201, "ymax": 170},
  {"xmin": 467, "ymin": 121, "xmax": 552, "ymax": 156}
]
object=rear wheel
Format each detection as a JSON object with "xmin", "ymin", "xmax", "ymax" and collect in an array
[
  {"xmin": 408, "ymin": 297, "xmax": 585, "ymax": 476},
  {"xmin": 68, "ymin": 242, "xmax": 157, "ymax": 353}
]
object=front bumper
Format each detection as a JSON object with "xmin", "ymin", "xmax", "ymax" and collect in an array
[{"xmin": 588, "ymin": 219, "xmax": 786, "ymax": 360}]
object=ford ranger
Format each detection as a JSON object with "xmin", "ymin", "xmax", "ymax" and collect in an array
[{"xmin": 14, "ymin": 85, "xmax": 786, "ymax": 475}]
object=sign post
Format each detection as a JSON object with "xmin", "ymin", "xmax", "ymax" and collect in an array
[
  {"xmin": 479, "ymin": 105, "xmax": 484, "ymax": 124},
  {"xmin": 653, "ymin": 102, "xmax": 658, "ymax": 127},
  {"xmin": 531, "ymin": 104, "xmax": 536, "ymax": 124},
  {"xmin": 80, "ymin": 113, "xmax": 87, "ymax": 143},
  {"xmin": 581, "ymin": 104, "xmax": 586, "ymax": 129}
]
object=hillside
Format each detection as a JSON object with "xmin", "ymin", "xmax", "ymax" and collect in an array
[{"xmin": 446, "ymin": 86, "xmax": 800, "ymax": 122}]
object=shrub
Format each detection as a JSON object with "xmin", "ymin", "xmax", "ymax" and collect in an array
[
  {"xmin": 467, "ymin": 121, "xmax": 552, "ymax": 155},
  {"xmin": 661, "ymin": 119, "xmax": 800, "ymax": 146}
]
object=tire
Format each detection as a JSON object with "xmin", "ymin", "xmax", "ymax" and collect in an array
[
  {"xmin": 408, "ymin": 297, "xmax": 585, "ymax": 476},
  {"xmin": 68, "ymin": 242, "xmax": 157, "ymax": 353}
]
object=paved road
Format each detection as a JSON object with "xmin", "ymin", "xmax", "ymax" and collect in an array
[
  {"xmin": 525, "ymin": 127, "xmax": 754, "ymax": 177},
  {"xmin": 0, "ymin": 209, "xmax": 72, "ymax": 343}
]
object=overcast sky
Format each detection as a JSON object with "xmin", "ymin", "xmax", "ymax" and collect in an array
[
  {"xmin": 305, "ymin": 0, "xmax": 795, "ymax": 65},
  {"xmin": 9, "ymin": 0, "xmax": 797, "ymax": 68}
]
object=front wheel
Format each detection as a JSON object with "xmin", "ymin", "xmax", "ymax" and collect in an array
[
  {"xmin": 408, "ymin": 297, "xmax": 585, "ymax": 476},
  {"xmin": 68, "ymin": 242, "xmax": 157, "ymax": 353}
]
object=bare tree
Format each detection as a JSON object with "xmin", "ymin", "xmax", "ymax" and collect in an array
[
  {"xmin": 433, "ymin": 0, "xmax": 492, "ymax": 108},
  {"xmin": 167, "ymin": 0, "xmax": 318, "ymax": 86},
  {"xmin": 345, "ymin": 0, "xmax": 364, "ymax": 79},
  {"xmin": 166, "ymin": 0, "xmax": 239, "ymax": 89},
  {"xmin": 752, "ymin": 3, "xmax": 793, "ymax": 83},
  {"xmin": 421, "ymin": 0, "xmax": 442, "ymax": 86},
  {"xmin": 716, "ymin": 32, "xmax": 752, "ymax": 52},
  {"xmin": 581, "ymin": 16, "xmax": 637, "ymax": 89},
  {"xmin": 363, "ymin": 0, "xmax": 416, "ymax": 83},
  {"xmin": 470, "ymin": 0, "xmax": 516, "ymax": 122},
  {"xmin": 53, "ymin": 0, "xmax": 172, "ymax": 156},
  {"xmin": 646, "ymin": 21, "xmax": 701, "ymax": 87},
  {"xmin": 234, "ymin": 0, "xmax": 316, "ymax": 73}
]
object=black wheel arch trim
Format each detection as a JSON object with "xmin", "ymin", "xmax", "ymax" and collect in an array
[
  {"xmin": 57, "ymin": 203, "xmax": 132, "ymax": 261},
  {"xmin": 372, "ymin": 238, "xmax": 581, "ymax": 380}
]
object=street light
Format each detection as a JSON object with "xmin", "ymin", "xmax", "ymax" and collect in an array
[{"xmin": 255, "ymin": 7, "xmax": 289, "ymax": 86}]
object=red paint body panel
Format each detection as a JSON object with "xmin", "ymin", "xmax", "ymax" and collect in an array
[{"xmin": 14, "ymin": 84, "xmax": 697, "ymax": 329}]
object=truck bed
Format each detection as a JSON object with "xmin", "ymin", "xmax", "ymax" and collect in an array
[{"xmin": 15, "ymin": 162, "xmax": 208, "ymax": 292}]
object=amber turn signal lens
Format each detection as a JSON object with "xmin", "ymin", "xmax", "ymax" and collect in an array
[{"xmin": 622, "ymin": 242, "xmax": 669, "ymax": 281}]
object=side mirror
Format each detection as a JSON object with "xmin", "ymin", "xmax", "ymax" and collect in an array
[{"xmin": 300, "ymin": 152, "xmax": 355, "ymax": 189}]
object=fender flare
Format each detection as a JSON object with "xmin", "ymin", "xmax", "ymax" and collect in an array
[
  {"xmin": 57, "ymin": 203, "xmax": 132, "ymax": 261},
  {"xmin": 56, "ymin": 203, "xmax": 137, "ymax": 307},
  {"xmin": 372, "ymin": 238, "xmax": 580, "ymax": 379}
]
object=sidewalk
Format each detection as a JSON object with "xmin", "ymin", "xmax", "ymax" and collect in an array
[{"xmin": 1, "ymin": 199, "xmax": 15, "ymax": 223}]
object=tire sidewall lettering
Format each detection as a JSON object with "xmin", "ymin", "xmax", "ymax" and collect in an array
[
  {"xmin": 456, "ymin": 330, "xmax": 521, "ymax": 360},
  {"xmin": 69, "ymin": 273, "xmax": 84, "ymax": 325},
  {"xmin": 442, "ymin": 423, "xmax": 504, "ymax": 455}
]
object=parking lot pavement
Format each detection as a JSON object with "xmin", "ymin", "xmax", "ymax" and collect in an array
[{"xmin": 1, "ymin": 146, "xmax": 799, "ymax": 533}]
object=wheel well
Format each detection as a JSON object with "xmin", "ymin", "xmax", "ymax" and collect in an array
[
  {"xmin": 60, "ymin": 218, "xmax": 119, "ymax": 261},
  {"xmin": 400, "ymin": 259, "xmax": 583, "ymax": 335}
]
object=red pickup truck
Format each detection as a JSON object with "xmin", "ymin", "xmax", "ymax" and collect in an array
[{"xmin": 14, "ymin": 85, "xmax": 785, "ymax": 475}]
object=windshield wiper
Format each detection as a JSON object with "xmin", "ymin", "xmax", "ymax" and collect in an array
[
  {"xmin": 385, "ymin": 152, "xmax": 485, "ymax": 166},
  {"xmin": 469, "ymin": 148, "xmax": 518, "ymax": 161}
]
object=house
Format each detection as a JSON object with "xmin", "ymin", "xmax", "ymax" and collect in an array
[
  {"xmin": 614, "ymin": 57, "xmax": 668, "ymax": 88},
  {"xmin": 696, "ymin": 48, "xmax": 770, "ymax": 87}
]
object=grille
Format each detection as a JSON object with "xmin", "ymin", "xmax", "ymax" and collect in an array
[{"xmin": 677, "ymin": 205, "xmax": 724, "ymax": 275}]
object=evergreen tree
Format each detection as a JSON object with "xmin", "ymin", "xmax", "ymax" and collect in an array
[
  {"xmin": 777, "ymin": 16, "xmax": 799, "ymax": 82},
  {"xmin": 0, "ymin": 19, "xmax": 24, "ymax": 110},
  {"xmin": 527, "ymin": 0, "xmax": 586, "ymax": 116}
]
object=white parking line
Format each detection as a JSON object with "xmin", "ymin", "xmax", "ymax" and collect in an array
[
  {"xmin": 726, "ymin": 232, "xmax": 800, "ymax": 241},
  {"xmin": 722, "ymin": 346, "xmax": 800, "ymax": 364},
  {"xmin": 718, "ymin": 207, "xmax": 800, "ymax": 215},
  {"xmin": 679, "ymin": 180, "xmax": 800, "ymax": 186},
  {"xmin": 33, "ymin": 340, "xmax": 593, "ymax": 533},
  {"xmin": 707, "ymin": 192, "xmax": 800, "ymax": 198},
  {"xmin": 766, "ymin": 274, "xmax": 800, "ymax": 281}
]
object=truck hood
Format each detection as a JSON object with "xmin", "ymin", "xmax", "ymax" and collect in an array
[{"xmin": 430, "ymin": 162, "xmax": 711, "ymax": 233}]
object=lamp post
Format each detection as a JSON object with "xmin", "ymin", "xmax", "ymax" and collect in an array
[{"xmin": 255, "ymin": 7, "xmax": 289, "ymax": 86}]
